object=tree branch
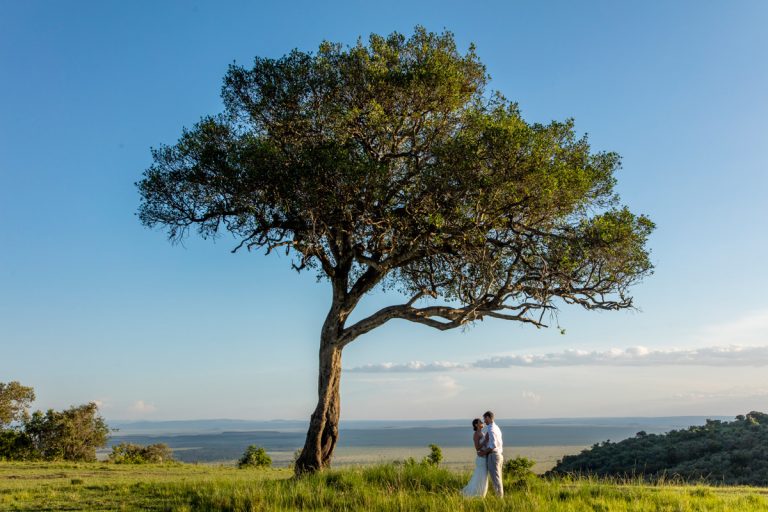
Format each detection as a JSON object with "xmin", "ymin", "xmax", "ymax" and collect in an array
[{"xmin": 338, "ymin": 298, "xmax": 550, "ymax": 347}]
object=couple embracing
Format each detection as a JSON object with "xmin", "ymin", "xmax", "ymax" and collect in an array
[{"xmin": 462, "ymin": 410, "xmax": 504, "ymax": 498}]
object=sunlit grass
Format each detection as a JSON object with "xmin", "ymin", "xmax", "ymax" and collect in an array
[{"xmin": 2, "ymin": 461, "xmax": 768, "ymax": 511}]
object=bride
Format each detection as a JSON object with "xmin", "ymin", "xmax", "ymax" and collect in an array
[{"xmin": 462, "ymin": 418, "xmax": 488, "ymax": 497}]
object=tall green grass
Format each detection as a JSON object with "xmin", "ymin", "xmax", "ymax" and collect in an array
[{"xmin": 2, "ymin": 461, "xmax": 768, "ymax": 511}]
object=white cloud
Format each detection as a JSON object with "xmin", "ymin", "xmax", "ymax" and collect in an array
[
  {"xmin": 521, "ymin": 390, "xmax": 541, "ymax": 403},
  {"xmin": 130, "ymin": 400, "xmax": 156, "ymax": 413},
  {"xmin": 348, "ymin": 360, "xmax": 466, "ymax": 372},
  {"xmin": 476, "ymin": 345, "xmax": 768, "ymax": 368},
  {"xmin": 348, "ymin": 345, "xmax": 768, "ymax": 372}
]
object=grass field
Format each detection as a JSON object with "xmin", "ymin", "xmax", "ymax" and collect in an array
[{"xmin": 2, "ymin": 461, "xmax": 768, "ymax": 511}]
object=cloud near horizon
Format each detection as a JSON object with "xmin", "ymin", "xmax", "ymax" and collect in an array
[
  {"xmin": 130, "ymin": 400, "xmax": 157, "ymax": 413},
  {"xmin": 347, "ymin": 345, "xmax": 768, "ymax": 373}
]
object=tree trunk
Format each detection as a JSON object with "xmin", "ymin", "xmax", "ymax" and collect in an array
[{"xmin": 294, "ymin": 339, "xmax": 343, "ymax": 475}]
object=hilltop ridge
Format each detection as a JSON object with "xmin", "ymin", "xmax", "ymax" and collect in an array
[{"xmin": 550, "ymin": 412, "xmax": 768, "ymax": 485}]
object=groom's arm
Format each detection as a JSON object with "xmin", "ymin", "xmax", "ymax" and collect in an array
[
  {"xmin": 479, "ymin": 432, "xmax": 489, "ymax": 455},
  {"xmin": 479, "ymin": 427, "xmax": 497, "ymax": 456}
]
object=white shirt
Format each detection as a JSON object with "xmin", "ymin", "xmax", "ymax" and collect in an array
[{"xmin": 484, "ymin": 422, "xmax": 503, "ymax": 454}]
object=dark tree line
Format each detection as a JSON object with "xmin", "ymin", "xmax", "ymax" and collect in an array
[
  {"xmin": 549, "ymin": 412, "xmax": 768, "ymax": 485},
  {"xmin": 0, "ymin": 381, "xmax": 109, "ymax": 462}
]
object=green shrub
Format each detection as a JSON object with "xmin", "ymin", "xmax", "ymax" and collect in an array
[
  {"xmin": 422, "ymin": 444, "xmax": 442, "ymax": 466},
  {"xmin": 505, "ymin": 455, "xmax": 536, "ymax": 480},
  {"xmin": 108, "ymin": 442, "xmax": 174, "ymax": 464},
  {"xmin": 0, "ymin": 430, "xmax": 36, "ymax": 460},
  {"xmin": 237, "ymin": 444, "xmax": 272, "ymax": 468}
]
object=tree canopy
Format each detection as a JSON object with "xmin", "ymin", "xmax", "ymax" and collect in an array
[
  {"xmin": 137, "ymin": 27, "xmax": 654, "ymax": 473},
  {"xmin": 0, "ymin": 381, "xmax": 35, "ymax": 427},
  {"xmin": 24, "ymin": 403, "xmax": 109, "ymax": 462}
]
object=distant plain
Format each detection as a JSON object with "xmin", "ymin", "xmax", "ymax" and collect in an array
[{"xmin": 103, "ymin": 416, "xmax": 729, "ymax": 470}]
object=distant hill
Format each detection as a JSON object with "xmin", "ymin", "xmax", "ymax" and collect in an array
[
  {"xmin": 549, "ymin": 412, "xmax": 768, "ymax": 485},
  {"xmin": 108, "ymin": 416, "xmax": 726, "ymax": 435},
  {"xmin": 109, "ymin": 419, "xmax": 309, "ymax": 435},
  {"xmin": 104, "ymin": 416, "xmax": 730, "ymax": 463}
]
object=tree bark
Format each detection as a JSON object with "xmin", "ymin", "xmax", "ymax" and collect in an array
[
  {"xmin": 294, "ymin": 266, "xmax": 375, "ymax": 475},
  {"xmin": 294, "ymin": 341, "xmax": 343, "ymax": 475}
]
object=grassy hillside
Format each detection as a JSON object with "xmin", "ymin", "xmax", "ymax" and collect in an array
[
  {"xmin": 2, "ymin": 461, "xmax": 768, "ymax": 511},
  {"xmin": 550, "ymin": 412, "xmax": 768, "ymax": 485}
]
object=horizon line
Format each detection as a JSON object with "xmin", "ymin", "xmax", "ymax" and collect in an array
[{"xmin": 106, "ymin": 413, "xmax": 738, "ymax": 423}]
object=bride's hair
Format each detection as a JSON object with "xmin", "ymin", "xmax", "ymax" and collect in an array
[{"xmin": 472, "ymin": 418, "xmax": 482, "ymax": 430}]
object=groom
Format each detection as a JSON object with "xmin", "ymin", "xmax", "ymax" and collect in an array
[{"xmin": 477, "ymin": 410, "xmax": 504, "ymax": 497}]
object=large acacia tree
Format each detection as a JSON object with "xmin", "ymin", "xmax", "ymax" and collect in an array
[{"xmin": 137, "ymin": 27, "xmax": 654, "ymax": 474}]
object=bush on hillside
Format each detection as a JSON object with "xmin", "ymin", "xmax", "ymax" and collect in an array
[
  {"xmin": 238, "ymin": 444, "xmax": 271, "ymax": 468},
  {"xmin": 422, "ymin": 444, "xmax": 443, "ymax": 466},
  {"xmin": 109, "ymin": 442, "xmax": 174, "ymax": 464},
  {"xmin": 504, "ymin": 456, "xmax": 536, "ymax": 481}
]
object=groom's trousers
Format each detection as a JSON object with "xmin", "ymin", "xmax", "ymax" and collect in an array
[{"xmin": 487, "ymin": 452, "xmax": 504, "ymax": 497}]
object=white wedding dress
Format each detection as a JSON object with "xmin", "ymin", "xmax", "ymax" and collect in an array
[{"xmin": 462, "ymin": 454, "xmax": 488, "ymax": 497}]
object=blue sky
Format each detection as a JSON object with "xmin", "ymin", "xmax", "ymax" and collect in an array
[{"xmin": 1, "ymin": 1, "xmax": 767, "ymax": 421}]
